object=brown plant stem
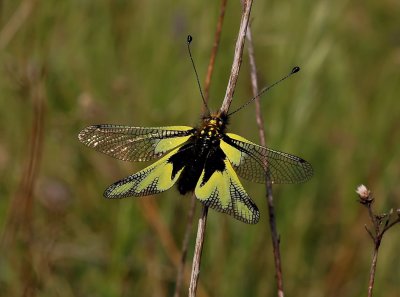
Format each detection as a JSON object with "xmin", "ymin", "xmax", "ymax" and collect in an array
[
  {"xmin": 189, "ymin": 1, "xmax": 253, "ymax": 296},
  {"xmin": 367, "ymin": 247, "xmax": 378, "ymax": 297},
  {"xmin": 0, "ymin": 0, "xmax": 36, "ymax": 50},
  {"xmin": 203, "ymin": 0, "xmax": 228, "ymax": 104},
  {"xmin": 244, "ymin": 19, "xmax": 285, "ymax": 297},
  {"xmin": 173, "ymin": 195, "xmax": 197, "ymax": 297},
  {"xmin": 140, "ymin": 199, "xmax": 209, "ymax": 297},
  {"xmin": 365, "ymin": 212, "xmax": 400, "ymax": 297},
  {"xmin": 1, "ymin": 64, "xmax": 46, "ymax": 297},
  {"xmin": 188, "ymin": 206, "xmax": 208, "ymax": 297},
  {"xmin": 357, "ymin": 185, "xmax": 400, "ymax": 297},
  {"xmin": 175, "ymin": 1, "xmax": 228, "ymax": 296},
  {"xmin": 220, "ymin": 0, "xmax": 253, "ymax": 115}
]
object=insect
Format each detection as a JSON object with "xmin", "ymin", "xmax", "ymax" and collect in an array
[{"xmin": 78, "ymin": 36, "xmax": 313, "ymax": 224}]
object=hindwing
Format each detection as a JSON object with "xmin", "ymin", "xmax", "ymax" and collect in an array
[
  {"xmin": 78, "ymin": 125, "xmax": 195, "ymax": 162},
  {"xmin": 104, "ymin": 147, "xmax": 187, "ymax": 198},
  {"xmin": 221, "ymin": 133, "xmax": 313, "ymax": 184},
  {"xmin": 195, "ymin": 155, "xmax": 260, "ymax": 224}
]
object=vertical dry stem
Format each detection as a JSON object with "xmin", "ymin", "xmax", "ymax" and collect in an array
[
  {"xmin": 1, "ymin": 64, "xmax": 46, "ymax": 297},
  {"xmin": 189, "ymin": 1, "xmax": 253, "ymax": 296},
  {"xmin": 0, "ymin": 0, "xmax": 36, "ymax": 50},
  {"xmin": 140, "ymin": 199, "xmax": 209, "ymax": 297},
  {"xmin": 174, "ymin": 196, "xmax": 197, "ymax": 297},
  {"xmin": 174, "ymin": 1, "xmax": 228, "ymax": 296},
  {"xmin": 188, "ymin": 206, "xmax": 209, "ymax": 297},
  {"xmin": 220, "ymin": 0, "xmax": 253, "ymax": 114},
  {"xmin": 244, "ymin": 20, "xmax": 285, "ymax": 297},
  {"xmin": 367, "ymin": 248, "xmax": 378, "ymax": 297},
  {"xmin": 356, "ymin": 185, "xmax": 400, "ymax": 297},
  {"xmin": 203, "ymin": 0, "xmax": 228, "ymax": 103}
]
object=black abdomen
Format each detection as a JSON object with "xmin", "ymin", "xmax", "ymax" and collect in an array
[{"xmin": 168, "ymin": 121, "xmax": 225, "ymax": 195}]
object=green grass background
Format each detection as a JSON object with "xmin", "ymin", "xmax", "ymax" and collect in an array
[{"xmin": 1, "ymin": 0, "xmax": 400, "ymax": 296}]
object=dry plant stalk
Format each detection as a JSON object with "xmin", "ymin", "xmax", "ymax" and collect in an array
[
  {"xmin": 140, "ymin": 199, "xmax": 209, "ymax": 297},
  {"xmin": 244, "ymin": 18, "xmax": 285, "ymax": 297},
  {"xmin": 220, "ymin": 0, "xmax": 253, "ymax": 114},
  {"xmin": 0, "ymin": 0, "xmax": 36, "ymax": 50},
  {"xmin": 203, "ymin": 0, "xmax": 228, "ymax": 104},
  {"xmin": 356, "ymin": 185, "xmax": 400, "ymax": 297},
  {"xmin": 189, "ymin": 0, "xmax": 253, "ymax": 296},
  {"xmin": 174, "ymin": 1, "xmax": 228, "ymax": 296},
  {"xmin": 188, "ymin": 206, "xmax": 209, "ymax": 297},
  {"xmin": 1, "ymin": 63, "xmax": 46, "ymax": 297},
  {"xmin": 174, "ymin": 196, "xmax": 197, "ymax": 297}
]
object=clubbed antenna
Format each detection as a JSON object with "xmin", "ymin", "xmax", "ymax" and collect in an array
[
  {"xmin": 187, "ymin": 35, "xmax": 210, "ymax": 114},
  {"xmin": 227, "ymin": 66, "xmax": 300, "ymax": 116}
]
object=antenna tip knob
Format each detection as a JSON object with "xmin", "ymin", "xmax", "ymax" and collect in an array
[
  {"xmin": 187, "ymin": 35, "xmax": 193, "ymax": 44},
  {"xmin": 291, "ymin": 66, "xmax": 300, "ymax": 74}
]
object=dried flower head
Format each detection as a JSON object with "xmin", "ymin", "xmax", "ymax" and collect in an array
[
  {"xmin": 356, "ymin": 184, "xmax": 373, "ymax": 204},
  {"xmin": 356, "ymin": 184, "xmax": 370, "ymax": 198}
]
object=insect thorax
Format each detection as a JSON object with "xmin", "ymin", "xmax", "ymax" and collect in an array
[
  {"xmin": 171, "ymin": 113, "xmax": 226, "ymax": 195},
  {"xmin": 197, "ymin": 113, "xmax": 228, "ymax": 146}
]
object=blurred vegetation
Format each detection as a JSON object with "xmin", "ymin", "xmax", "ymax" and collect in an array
[{"xmin": 0, "ymin": 0, "xmax": 400, "ymax": 296}]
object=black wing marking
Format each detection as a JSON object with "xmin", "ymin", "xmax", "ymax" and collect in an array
[
  {"xmin": 222, "ymin": 133, "xmax": 313, "ymax": 184},
  {"xmin": 194, "ymin": 150, "xmax": 260, "ymax": 224},
  {"xmin": 104, "ymin": 147, "xmax": 190, "ymax": 198},
  {"xmin": 78, "ymin": 125, "xmax": 196, "ymax": 162}
]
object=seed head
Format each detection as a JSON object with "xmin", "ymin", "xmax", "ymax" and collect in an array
[{"xmin": 356, "ymin": 184, "xmax": 373, "ymax": 204}]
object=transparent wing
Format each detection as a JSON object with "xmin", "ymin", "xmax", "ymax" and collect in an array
[
  {"xmin": 104, "ymin": 147, "xmax": 186, "ymax": 198},
  {"xmin": 78, "ymin": 124, "xmax": 195, "ymax": 162},
  {"xmin": 195, "ymin": 156, "xmax": 260, "ymax": 224},
  {"xmin": 221, "ymin": 133, "xmax": 313, "ymax": 184}
]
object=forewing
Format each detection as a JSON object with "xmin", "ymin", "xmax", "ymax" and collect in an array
[
  {"xmin": 221, "ymin": 133, "xmax": 313, "ymax": 184},
  {"xmin": 195, "ymin": 157, "xmax": 260, "ymax": 224},
  {"xmin": 104, "ymin": 147, "xmax": 186, "ymax": 198},
  {"xmin": 78, "ymin": 125, "xmax": 195, "ymax": 162}
]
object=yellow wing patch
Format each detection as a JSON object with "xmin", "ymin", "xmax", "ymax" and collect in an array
[
  {"xmin": 226, "ymin": 133, "xmax": 255, "ymax": 144},
  {"xmin": 220, "ymin": 138, "xmax": 242, "ymax": 166},
  {"xmin": 195, "ymin": 159, "xmax": 259, "ymax": 224},
  {"xmin": 195, "ymin": 168, "xmax": 230, "ymax": 208},
  {"xmin": 154, "ymin": 135, "xmax": 191, "ymax": 154},
  {"xmin": 220, "ymin": 133, "xmax": 256, "ymax": 166},
  {"xmin": 153, "ymin": 126, "xmax": 194, "ymax": 154},
  {"xmin": 78, "ymin": 125, "xmax": 194, "ymax": 162},
  {"xmin": 105, "ymin": 148, "xmax": 183, "ymax": 198}
]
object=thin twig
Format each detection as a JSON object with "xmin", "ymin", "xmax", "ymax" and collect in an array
[
  {"xmin": 220, "ymin": 0, "xmax": 253, "ymax": 114},
  {"xmin": 140, "ymin": 200, "xmax": 183, "ymax": 267},
  {"xmin": 244, "ymin": 16, "xmax": 285, "ymax": 297},
  {"xmin": 367, "ymin": 247, "xmax": 379, "ymax": 297},
  {"xmin": 188, "ymin": 206, "xmax": 208, "ymax": 297},
  {"xmin": 189, "ymin": 1, "xmax": 254, "ymax": 296},
  {"xmin": 174, "ymin": 2, "xmax": 228, "ymax": 296},
  {"xmin": 0, "ymin": 63, "xmax": 46, "ymax": 297},
  {"xmin": 356, "ymin": 185, "xmax": 400, "ymax": 297},
  {"xmin": 0, "ymin": 0, "xmax": 36, "ymax": 50},
  {"xmin": 174, "ymin": 195, "xmax": 197, "ymax": 297},
  {"xmin": 364, "ymin": 225, "xmax": 374, "ymax": 241},
  {"xmin": 382, "ymin": 217, "xmax": 400, "ymax": 236},
  {"xmin": 203, "ymin": 0, "xmax": 228, "ymax": 104},
  {"xmin": 140, "ymin": 199, "xmax": 209, "ymax": 297}
]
